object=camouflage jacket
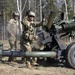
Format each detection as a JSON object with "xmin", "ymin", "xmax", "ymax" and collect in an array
[
  {"xmin": 21, "ymin": 17, "xmax": 42, "ymax": 43},
  {"xmin": 7, "ymin": 19, "xmax": 19, "ymax": 41}
]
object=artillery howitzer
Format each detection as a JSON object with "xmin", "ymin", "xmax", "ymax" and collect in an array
[{"xmin": 0, "ymin": 11, "xmax": 75, "ymax": 69}]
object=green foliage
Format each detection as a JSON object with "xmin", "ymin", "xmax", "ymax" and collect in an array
[
  {"xmin": 68, "ymin": 10, "xmax": 74, "ymax": 19},
  {"xmin": 2, "ymin": 0, "xmax": 75, "ymax": 20},
  {"xmin": 48, "ymin": 0, "xmax": 58, "ymax": 12},
  {"xmin": 5, "ymin": 0, "xmax": 15, "ymax": 19},
  {"xmin": 61, "ymin": 0, "xmax": 74, "ymax": 19},
  {"xmin": 67, "ymin": 0, "xmax": 74, "ymax": 19}
]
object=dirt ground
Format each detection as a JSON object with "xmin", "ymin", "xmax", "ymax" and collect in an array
[
  {"xmin": 0, "ymin": 40, "xmax": 75, "ymax": 75},
  {"xmin": 0, "ymin": 60, "xmax": 75, "ymax": 75}
]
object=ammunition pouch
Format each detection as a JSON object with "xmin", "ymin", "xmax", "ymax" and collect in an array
[{"xmin": 29, "ymin": 34, "xmax": 34, "ymax": 41}]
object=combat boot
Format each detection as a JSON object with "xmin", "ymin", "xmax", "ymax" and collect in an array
[
  {"xmin": 31, "ymin": 58, "xmax": 39, "ymax": 66},
  {"xmin": 31, "ymin": 62, "xmax": 39, "ymax": 66},
  {"xmin": 21, "ymin": 56, "xmax": 26, "ymax": 63},
  {"xmin": 26, "ymin": 61, "xmax": 32, "ymax": 69},
  {"xmin": 8, "ymin": 56, "xmax": 16, "ymax": 62}
]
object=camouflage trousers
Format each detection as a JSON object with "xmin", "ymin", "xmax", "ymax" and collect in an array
[
  {"xmin": 8, "ymin": 35, "xmax": 17, "ymax": 50},
  {"xmin": 9, "ymin": 40, "xmax": 17, "ymax": 50},
  {"xmin": 20, "ymin": 42, "xmax": 37, "ymax": 68},
  {"xmin": 8, "ymin": 39, "xmax": 17, "ymax": 62}
]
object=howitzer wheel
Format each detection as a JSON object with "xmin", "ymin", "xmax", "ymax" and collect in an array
[{"xmin": 65, "ymin": 42, "xmax": 75, "ymax": 69}]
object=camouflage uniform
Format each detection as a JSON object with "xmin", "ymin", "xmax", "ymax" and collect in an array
[
  {"xmin": 20, "ymin": 15, "xmax": 40, "ymax": 68},
  {"xmin": 7, "ymin": 19, "xmax": 19, "ymax": 50},
  {"xmin": 7, "ymin": 18, "xmax": 19, "ymax": 61}
]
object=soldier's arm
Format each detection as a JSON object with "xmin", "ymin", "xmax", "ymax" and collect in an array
[
  {"xmin": 35, "ymin": 22, "xmax": 43, "ymax": 27},
  {"xmin": 35, "ymin": 18, "xmax": 46, "ymax": 27}
]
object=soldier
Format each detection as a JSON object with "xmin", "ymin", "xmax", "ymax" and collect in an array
[
  {"xmin": 20, "ymin": 11, "xmax": 42, "ymax": 68},
  {"xmin": 7, "ymin": 12, "xmax": 19, "ymax": 61}
]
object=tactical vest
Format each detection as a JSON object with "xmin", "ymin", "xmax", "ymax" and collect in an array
[{"xmin": 22, "ymin": 23, "xmax": 35, "ymax": 43}]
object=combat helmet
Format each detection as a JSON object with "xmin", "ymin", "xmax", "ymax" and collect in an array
[
  {"xmin": 28, "ymin": 11, "xmax": 35, "ymax": 17},
  {"xmin": 12, "ymin": 12, "xmax": 19, "ymax": 17}
]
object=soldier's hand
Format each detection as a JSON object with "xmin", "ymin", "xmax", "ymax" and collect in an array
[
  {"xmin": 34, "ymin": 35, "xmax": 38, "ymax": 40},
  {"xmin": 11, "ymin": 34, "xmax": 16, "ymax": 40}
]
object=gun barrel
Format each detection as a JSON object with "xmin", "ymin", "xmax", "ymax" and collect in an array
[
  {"xmin": 57, "ymin": 22, "xmax": 75, "ymax": 33},
  {"xmin": 62, "ymin": 22, "xmax": 75, "ymax": 31},
  {"xmin": 2, "ymin": 50, "xmax": 56, "ymax": 58}
]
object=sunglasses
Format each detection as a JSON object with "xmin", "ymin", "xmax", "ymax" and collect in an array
[{"xmin": 28, "ymin": 15, "xmax": 35, "ymax": 17}]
